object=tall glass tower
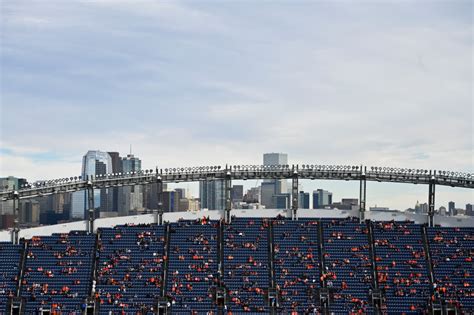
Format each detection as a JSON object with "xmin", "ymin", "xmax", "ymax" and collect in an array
[{"xmin": 70, "ymin": 150, "xmax": 112, "ymax": 219}]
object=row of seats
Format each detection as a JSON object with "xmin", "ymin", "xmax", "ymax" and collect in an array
[
  {"xmin": 96, "ymin": 224, "xmax": 165, "ymax": 314},
  {"xmin": 0, "ymin": 219, "xmax": 472, "ymax": 314},
  {"xmin": 166, "ymin": 219, "xmax": 219, "ymax": 313},
  {"xmin": 373, "ymin": 221, "xmax": 431, "ymax": 314},
  {"xmin": 428, "ymin": 227, "xmax": 474, "ymax": 311},
  {"xmin": 322, "ymin": 218, "xmax": 374, "ymax": 314},
  {"xmin": 0, "ymin": 242, "xmax": 22, "ymax": 313},
  {"xmin": 21, "ymin": 231, "xmax": 95, "ymax": 314},
  {"xmin": 273, "ymin": 218, "xmax": 321, "ymax": 313}
]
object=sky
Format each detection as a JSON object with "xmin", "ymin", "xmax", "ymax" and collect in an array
[{"xmin": 0, "ymin": 0, "xmax": 472, "ymax": 210}]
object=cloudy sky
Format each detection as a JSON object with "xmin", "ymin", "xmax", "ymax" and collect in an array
[{"xmin": 1, "ymin": 0, "xmax": 472, "ymax": 209}]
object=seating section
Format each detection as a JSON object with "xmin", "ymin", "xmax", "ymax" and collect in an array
[
  {"xmin": 0, "ymin": 242, "xmax": 22, "ymax": 313},
  {"xmin": 21, "ymin": 231, "xmax": 95, "ymax": 314},
  {"xmin": 428, "ymin": 227, "xmax": 474, "ymax": 311},
  {"xmin": 373, "ymin": 222, "xmax": 431, "ymax": 313},
  {"xmin": 224, "ymin": 218, "xmax": 270, "ymax": 312},
  {"xmin": 167, "ymin": 219, "xmax": 219, "ymax": 313},
  {"xmin": 273, "ymin": 218, "xmax": 321, "ymax": 313},
  {"xmin": 3, "ymin": 217, "xmax": 474, "ymax": 313},
  {"xmin": 322, "ymin": 218, "xmax": 374, "ymax": 314},
  {"xmin": 96, "ymin": 224, "xmax": 165, "ymax": 314}
]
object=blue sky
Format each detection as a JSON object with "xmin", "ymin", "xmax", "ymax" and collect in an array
[{"xmin": 0, "ymin": 0, "xmax": 472, "ymax": 209}]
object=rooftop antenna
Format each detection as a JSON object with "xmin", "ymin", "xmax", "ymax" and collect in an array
[{"xmin": 130, "ymin": 144, "xmax": 132, "ymax": 156}]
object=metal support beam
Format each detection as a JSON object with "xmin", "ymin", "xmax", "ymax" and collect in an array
[
  {"xmin": 87, "ymin": 179, "xmax": 95, "ymax": 233},
  {"xmin": 157, "ymin": 171, "xmax": 164, "ymax": 225},
  {"xmin": 428, "ymin": 171, "xmax": 436, "ymax": 227},
  {"xmin": 359, "ymin": 166, "xmax": 367, "ymax": 223},
  {"xmin": 12, "ymin": 188, "xmax": 20, "ymax": 245},
  {"xmin": 291, "ymin": 165, "xmax": 299, "ymax": 220},
  {"xmin": 224, "ymin": 166, "xmax": 232, "ymax": 224}
]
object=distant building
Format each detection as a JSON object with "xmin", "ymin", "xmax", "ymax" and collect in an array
[
  {"xmin": 273, "ymin": 194, "xmax": 290, "ymax": 209},
  {"xmin": 243, "ymin": 187, "xmax": 260, "ymax": 204},
  {"xmin": 261, "ymin": 153, "xmax": 288, "ymax": 208},
  {"xmin": 179, "ymin": 198, "xmax": 200, "ymax": 212},
  {"xmin": 199, "ymin": 180, "xmax": 224, "ymax": 210},
  {"xmin": 341, "ymin": 198, "xmax": 358, "ymax": 206},
  {"xmin": 163, "ymin": 191, "xmax": 180, "ymax": 212},
  {"xmin": 466, "ymin": 204, "xmax": 473, "ymax": 216},
  {"xmin": 175, "ymin": 188, "xmax": 186, "ymax": 200},
  {"xmin": 298, "ymin": 191, "xmax": 310, "ymax": 209},
  {"xmin": 231, "ymin": 185, "xmax": 244, "ymax": 203},
  {"xmin": 122, "ymin": 154, "xmax": 141, "ymax": 173},
  {"xmin": 71, "ymin": 150, "xmax": 112, "ymax": 219},
  {"xmin": 261, "ymin": 182, "xmax": 276, "ymax": 208},
  {"xmin": 0, "ymin": 176, "xmax": 27, "ymax": 215},
  {"xmin": 312, "ymin": 189, "xmax": 333, "ymax": 209},
  {"xmin": 20, "ymin": 200, "xmax": 40, "ymax": 224},
  {"xmin": 439, "ymin": 206, "xmax": 447, "ymax": 216},
  {"xmin": 107, "ymin": 152, "xmax": 123, "ymax": 213},
  {"xmin": 448, "ymin": 201, "xmax": 455, "ymax": 216},
  {"xmin": 118, "ymin": 154, "xmax": 143, "ymax": 216}
]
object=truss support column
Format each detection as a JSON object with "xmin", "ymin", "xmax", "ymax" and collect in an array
[
  {"xmin": 224, "ymin": 166, "xmax": 232, "ymax": 224},
  {"xmin": 291, "ymin": 165, "xmax": 299, "ymax": 220},
  {"xmin": 12, "ymin": 188, "xmax": 20, "ymax": 245},
  {"xmin": 428, "ymin": 171, "xmax": 436, "ymax": 227},
  {"xmin": 157, "ymin": 171, "xmax": 164, "ymax": 225},
  {"xmin": 359, "ymin": 166, "xmax": 367, "ymax": 223},
  {"xmin": 87, "ymin": 178, "xmax": 95, "ymax": 234}
]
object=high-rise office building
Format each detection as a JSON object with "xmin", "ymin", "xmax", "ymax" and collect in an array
[
  {"xmin": 448, "ymin": 201, "xmax": 455, "ymax": 216},
  {"xmin": 231, "ymin": 185, "xmax": 244, "ymax": 203},
  {"xmin": 298, "ymin": 191, "xmax": 310, "ymax": 209},
  {"xmin": 274, "ymin": 194, "xmax": 290, "ymax": 209},
  {"xmin": 261, "ymin": 153, "xmax": 288, "ymax": 209},
  {"xmin": 0, "ymin": 176, "xmax": 27, "ymax": 215},
  {"xmin": 71, "ymin": 150, "xmax": 112, "ymax": 219},
  {"xmin": 312, "ymin": 189, "xmax": 333, "ymax": 209},
  {"xmin": 466, "ymin": 204, "xmax": 473, "ymax": 216},
  {"xmin": 175, "ymin": 188, "xmax": 186, "ymax": 200},
  {"xmin": 199, "ymin": 180, "xmax": 224, "ymax": 210},
  {"xmin": 263, "ymin": 153, "xmax": 288, "ymax": 192},
  {"xmin": 118, "ymin": 154, "xmax": 142, "ymax": 216},
  {"xmin": 107, "ymin": 152, "xmax": 122, "ymax": 212},
  {"xmin": 122, "ymin": 154, "xmax": 142, "ymax": 173}
]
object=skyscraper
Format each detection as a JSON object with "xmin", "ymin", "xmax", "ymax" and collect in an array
[
  {"xmin": 118, "ymin": 154, "xmax": 142, "ymax": 216},
  {"xmin": 107, "ymin": 152, "xmax": 122, "ymax": 213},
  {"xmin": 122, "ymin": 154, "xmax": 142, "ymax": 173},
  {"xmin": 261, "ymin": 153, "xmax": 288, "ymax": 208},
  {"xmin": 199, "ymin": 180, "xmax": 224, "ymax": 210},
  {"xmin": 312, "ymin": 189, "xmax": 333, "ymax": 209},
  {"xmin": 466, "ymin": 204, "xmax": 473, "ymax": 216},
  {"xmin": 448, "ymin": 201, "xmax": 455, "ymax": 216},
  {"xmin": 298, "ymin": 191, "xmax": 310, "ymax": 209},
  {"xmin": 71, "ymin": 150, "xmax": 112, "ymax": 219}
]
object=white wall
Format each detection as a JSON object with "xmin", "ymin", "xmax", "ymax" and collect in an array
[
  {"xmin": 1, "ymin": 208, "xmax": 473, "ymax": 242},
  {"xmin": 18, "ymin": 220, "xmax": 88, "ymax": 240}
]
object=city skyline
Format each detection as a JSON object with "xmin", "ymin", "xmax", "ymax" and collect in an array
[{"xmin": 1, "ymin": 1, "xmax": 472, "ymax": 211}]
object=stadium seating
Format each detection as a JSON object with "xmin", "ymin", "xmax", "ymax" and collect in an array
[
  {"xmin": 322, "ymin": 218, "xmax": 374, "ymax": 314},
  {"xmin": 96, "ymin": 224, "xmax": 165, "ymax": 314},
  {"xmin": 21, "ymin": 231, "xmax": 95, "ymax": 314},
  {"xmin": 1, "ymin": 217, "xmax": 472, "ymax": 314},
  {"xmin": 166, "ymin": 219, "xmax": 219, "ymax": 313},
  {"xmin": 273, "ymin": 218, "xmax": 321, "ymax": 313},
  {"xmin": 0, "ymin": 242, "xmax": 22, "ymax": 313},
  {"xmin": 373, "ymin": 221, "xmax": 431, "ymax": 314},
  {"xmin": 223, "ymin": 218, "xmax": 270, "ymax": 313},
  {"xmin": 428, "ymin": 226, "xmax": 474, "ymax": 312}
]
